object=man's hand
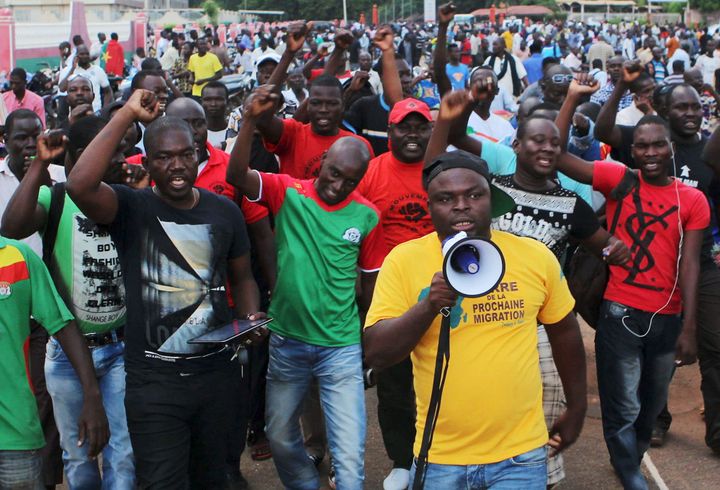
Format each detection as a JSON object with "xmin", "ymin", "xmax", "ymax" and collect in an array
[
  {"xmin": 373, "ymin": 26, "xmax": 395, "ymax": 53},
  {"xmin": 36, "ymin": 130, "xmax": 67, "ymax": 163},
  {"xmin": 437, "ymin": 3, "xmax": 456, "ymax": 25},
  {"xmin": 125, "ymin": 89, "xmax": 161, "ymax": 123},
  {"xmin": 568, "ymin": 77, "xmax": 599, "ymax": 98},
  {"xmin": 548, "ymin": 406, "xmax": 585, "ymax": 456},
  {"xmin": 348, "ymin": 71, "xmax": 370, "ymax": 92},
  {"xmin": 286, "ymin": 21, "xmax": 312, "ymax": 53},
  {"xmin": 423, "ymin": 272, "xmax": 459, "ymax": 314},
  {"xmin": 602, "ymin": 236, "xmax": 630, "ymax": 266},
  {"xmin": 334, "ymin": 29, "xmax": 354, "ymax": 51},
  {"xmin": 469, "ymin": 74, "xmax": 496, "ymax": 101},
  {"xmin": 634, "ymin": 93, "xmax": 654, "ymax": 115},
  {"xmin": 243, "ymin": 85, "xmax": 279, "ymax": 119},
  {"xmin": 77, "ymin": 394, "xmax": 110, "ymax": 459},
  {"xmin": 317, "ymin": 44, "xmax": 330, "ymax": 57},
  {"xmin": 122, "ymin": 163, "xmax": 150, "ymax": 189},
  {"xmin": 237, "ymin": 312, "xmax": 270, "ymax": 347},
  {"xmin": 438, "ymin": 89, "xmax": 474, "ymax": 122},
  {"xmin": 572, "ymin": 113, "xmax": 590, "ymax": 133},
  {"xmin": 69, "ymin": 103, "xmax": 95, "ymax": 124},
  {"xmin": 621, "ymin": 60, "xmax": 644, "ymax": 86},
  {"xmin": 675, "ymin": 325, "xmax": 698, "ymax": 367}
]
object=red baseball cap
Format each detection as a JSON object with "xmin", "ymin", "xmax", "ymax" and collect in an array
[{"xmin": 388, "ymin": 98, "xmax": 432, "ymax": 125}]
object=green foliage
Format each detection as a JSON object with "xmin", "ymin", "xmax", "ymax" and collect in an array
[
  {"xmin": 690, "ymin": 0, "xmax": 718, "ymax": 12},
  {"xmin": 202, "ymin": 0, "xmax": 220, "ymax": 25},
  {"xmin": 665, "ymin": 2, "xmax": 685, "ymax": 14}
]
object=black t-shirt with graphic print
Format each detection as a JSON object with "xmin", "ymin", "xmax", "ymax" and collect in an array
[
  {"xmin": 109, "ymin": 186, "xmax": 250, "ymax": 376},
  {"xmin": 491, "ymin": 174, "xmax": 600, "ymax": 260}
]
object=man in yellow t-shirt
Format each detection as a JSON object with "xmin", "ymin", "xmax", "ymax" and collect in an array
[
  {"xmin": 364, "ymin": 150, "xmax": 587, "ymax": 488},
  {"xmin": 187, "ymin": 37, "xmax": 223, "ymax": 97}
]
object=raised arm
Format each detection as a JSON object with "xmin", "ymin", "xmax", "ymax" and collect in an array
[
  {"xmin": 267, "ymin": 21, "xmax": 312, "ymax": 92},
  {"xmin": 432, "ymin": 3, "xmax": 456, "ymax": 97},
  {"xmin": 556, "ymin": 80, "xmax": 598, "ymax": 185},
  {"xmin": 373, "ymin": 26, "xmax": 403, "ymax": 105},
  {"xmin": 302, "ymin": 45, "xmax": 327, "ymax": 81},
  {"xmin": 1, "ymin": 131, "xmax": 66, "ymax": 238},
  {"xmin": 595, "ymin": 61, "xmax": 643, "ymax": 148},
  {"xmin": 323, "ymin": 29, "xmax": 353, "ymax": 77},
  {"xmin": 66, "ymin": 90, "xmax": 160, "ymax": 225},
  {"xmin": 425, "ymin": 90, "xmax": 475, "ymax": 165},
  {"xmin": 58, "ymin": 58, "xmax": 77, "ymax": 93},
  {"xmin": 558, "ymin": 75, "xmax": 600, "ymax": 151},
  {"xmin": 226, "ymin": 86, "xmax": 278, "ymax": 200}
]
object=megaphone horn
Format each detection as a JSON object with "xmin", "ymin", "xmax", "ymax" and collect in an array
[{"xmin": 441, "ymin": 232, "xmax": 506, "ymax": 298}]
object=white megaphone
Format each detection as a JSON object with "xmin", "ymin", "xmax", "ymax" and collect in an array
[{"xmin": 441, "ymin": 232, "xmax": 505, "ymax": 297}]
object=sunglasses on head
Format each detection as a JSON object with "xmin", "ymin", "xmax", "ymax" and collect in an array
[{"xmin": 550, "ymin": 74, "xmax": 574, "ymax": 84}]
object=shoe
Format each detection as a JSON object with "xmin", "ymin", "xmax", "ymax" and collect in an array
[
  {"xmin": 650, "ymin": 427, "xmax": 667, "ymax": 447},
  {"xmin": 383, "ymin": 468, "xmax": 410, "ymax": 490},
  {"xmin": 225, "ymin": 469, "xmax": 249, "ymax": 490},
  {"xmin": 328, "ymin": 459, "xmax": 336, "ymax": 490}
]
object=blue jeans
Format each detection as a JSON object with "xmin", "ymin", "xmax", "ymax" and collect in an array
[
  {"xmin": 0, "ymin": 450, "xmax": 43, "ymax": 490},
  {"xmin": 265, "ymin": 333, "xmax": 365, "ymax": 490},
  {"xmin": 408, "ymin": 446, "xmax": 547, "ymax": 489},
  {"xmin": 595, "ymin": 300, "xmax": 681, "ymax": 490},
  {"xmin": 45, "ymin": 337, "xmax": 135, "ymax": 490}
]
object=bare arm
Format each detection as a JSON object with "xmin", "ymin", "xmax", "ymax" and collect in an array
[
  {"xmin": 545, "ymin": 313, "xmax": 587, "ymax": 454},
  {"xmin": 54, "ymin": 321, "xmax": 109, "ymax": 458},
  {"xmin": 595, "ymin": 61, "xmax": 642, "ymax": 148},
  {"xmin": 302, "ymin": 50, "xmax": 324, "ymax": 81},
  {"xmin": 268, "ymin": 22, "xmax": 312, "ymax": 93},
  {"xmin": 227, "ymin": 253, "xmax": 261, "ymax": 318},
  {"xmin": 425, "ymin": 89, "xmax": 476, "ymax": 165},
  {"xmin": 323, "ymin": 29, "xmax": 353, "ymax": 78},
  {"xmin": 374, "ymin": 27, "xmax": 403, "ymax": 105},
  {"xmin": 358, "ymin": 271, "xmax": 378, "ymax": 326},
  {"xmin": 58, "ymin": 60, "xmax": 77, "ymax": 92},
  {"xmin": 247, "ymin": 216, "xmax": 277, "ymax": 292},
  {"xmin": 66, "ymin": 90, "xmax": 159, "ymax": 225},
  {"xmin": 675, "ymin": 228, "xmax": 703, "ymax": 366},
  {"xmin": 364, "ymin": 272, "xmax": 457, "ymax": 370},
  {"xmin": 433, "ymin": 3, "xmax": 455, "ymax": 97},
  {"xmin": 102, "ymin": 85, "xmax": 113, "ymax": 108}
]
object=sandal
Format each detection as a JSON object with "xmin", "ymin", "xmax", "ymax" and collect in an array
[{"xmin": 250, "ymin": 434, "xmax": 272, "ymax": 461}]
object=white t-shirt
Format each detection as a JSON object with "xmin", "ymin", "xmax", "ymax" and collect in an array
[
  {"xmin": 207, "ymin": 129, "xmax": 227, "ymax": 149},
  {"xmin": 490, "ymin": 54, "xmax": 527, "ymax": 98},
  {"xmin": 695, "ymin": 54, "xmax": 720, "ymax": 86},
  {"xmin": 466, "ymin": 111, "xmax": 516, "ymax": 144},
  {"xmin": 58, "ymin": 65, "xmax": 110, "ymax": 112},
  {"xmin": 616, "ymin": 102, "xmax": 652, "ymax": 126}
]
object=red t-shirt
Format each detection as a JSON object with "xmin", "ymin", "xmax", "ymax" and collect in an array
[
  {"xmin": 264, "ymin": 118, "xmax": 374, "ymax": 179},
  {"xmin": 461, "ymin": 38, "xmax": 473, "ymax": 65},
  {"xmin": 309, "ymin": 68, "xmax": 353, "ymax": 84},
  {"xmin": 126, "ymin": 142, "xmax": 268, "ymax": 225},
  {"xmin": 356, "ymin": 152, "xmax": 433, "ymax": 254},
  {"xmin": 593, "ymin": 161, "xmax": 710, "ymax": 313}
]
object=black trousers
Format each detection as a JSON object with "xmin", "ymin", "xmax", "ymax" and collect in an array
[
  {"xmin": 29, "ymin": 320, "xmax": 63, "ymax": 487},
  {"xmin": 125, "ymin": 362, "xmax": 240, "ymax": 490},
  {"xmin": 376, "ymin": 356, "xmax": 416, "ymax": 470}
]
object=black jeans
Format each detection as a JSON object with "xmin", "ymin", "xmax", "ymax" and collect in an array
[
  {"xmin": 125, "ymin": 362, "xmax": 240, "ymax": 490},
  {"xmin": 697, "ymin": 266, "xmax": 720, "ymax": 450},
  {"xmin": 376, "ymin": 356, "xmax": 416, "ymax": 470}
]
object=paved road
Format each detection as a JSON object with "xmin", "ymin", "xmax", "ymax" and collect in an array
[{"xmin": 59, "ymin": 321, "xmax": 720, "ymax": 488}]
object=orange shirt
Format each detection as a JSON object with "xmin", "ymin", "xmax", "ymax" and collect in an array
[{"xmin": 356, "ymin": 151, "xmax": 434, "ymax": 254}]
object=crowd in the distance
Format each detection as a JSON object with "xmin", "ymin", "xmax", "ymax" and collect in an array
[{"xmin": 2, "ymin": 3, "xmax": 720, "ymax": 490}]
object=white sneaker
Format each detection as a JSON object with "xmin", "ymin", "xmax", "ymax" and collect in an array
[{"xmin": 383, "ymin": 468, "xmax": 410, "ymax": 490}]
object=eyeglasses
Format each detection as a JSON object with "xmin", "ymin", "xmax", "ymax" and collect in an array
[{"xmin": 550, "ymin": 74, "xmax": 574, "ymax": 84}]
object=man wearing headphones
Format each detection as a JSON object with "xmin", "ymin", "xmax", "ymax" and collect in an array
[{"xmin": 556, "ymin": 78, "xmax": 709, "ymax": 490}]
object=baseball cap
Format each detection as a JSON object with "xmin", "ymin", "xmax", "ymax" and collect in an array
[
  {"xmin": 422, "ymin": 150, "xmax": 516, "ymax": 218},
  {"xmin": 255, "ymin": 52, "xmax": 281, "ymax": 68},
  {"xmin": 388, "ymin": 98, "xmax": 432, "ymax": 125}
]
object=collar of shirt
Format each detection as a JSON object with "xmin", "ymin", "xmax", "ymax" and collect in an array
[{"xmin": 0, "ymin": 156, "xmax": 18, "ymax": 179}]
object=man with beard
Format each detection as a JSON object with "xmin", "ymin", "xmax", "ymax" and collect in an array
[
  {"xmin": 226, "ymin": 85, "xmax": 386, "ymax": 490},
  {"xmin": 66, "ymin": 91, "xmax": 264, "ymax": 488},
  {"xmin": 355, "ymin": 99, "xmax": 435, "ymax": 490}
]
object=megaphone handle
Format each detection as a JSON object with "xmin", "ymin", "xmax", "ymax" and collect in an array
[{"xmin": 440, "ymin": 307, "xmax": 450, "ymax": 317}]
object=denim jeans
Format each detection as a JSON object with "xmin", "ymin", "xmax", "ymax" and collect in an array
[
  {"xmin": 0, "ymin": 450, "xmax": 43, "ymax": 490},
  {"xmin": 407, "ymin": 446, "xmax": 547, "ymax": 489},
  {"xmin": 595, "ymin": 300, "xmax": 681, "ymax": 490},
  {"xmin": 265, "ymin": 333, "xmax": 366, "ymax": 490},
  {"xmin": 45, "ymin": 337, "xmax": 135, "ymax": 490}
]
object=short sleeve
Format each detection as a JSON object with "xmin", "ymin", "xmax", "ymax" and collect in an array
[
  {"xmin": 536, "ymin": 247, "xmax": 575, "ymax": 326},
  {"xmin": 569, "ymin": 194, "xmax": 601, "ymax": 240},
  {"xmin": 364, "ymin": 247, "xmax": 413, "ymax": 328},
  {"xmin": 187, "ymin": 55, "xmax": 196, "ymax": 72},
  {"xmin": 359, "ymin": 217, "xmax": 388, "ymax": 272},
  {"xmin": 37, "ymin": 185, "xmax": 51, "ymax": 213},
  {"xmin": 557, "ymin": 173, "xmax": 593, "ymax": 206},
  {"xmin": 211, "ymin": 54, "xmax": 223, "ymax": 72},
  {"xmin": 592, "ymin": 160, "xmax": 626, "ymax": 195},
  {"xmin": 343, "ymin": 97, "xmax": 364, "ymax": 135},
  {"xmin": 254, "ymin": 172, "xmax": 292, "ymax": 214},
  {"xmin": 95, "ymin": 67, "xmax": 110, "ymax": 88},
  {"xmin": 515, "ymin": 57, "xmax": 528, "ymax": 78},
  {"xmin": 481, "ymin": 140, "xmax": 516, "ymax": 175},
  {"xmin": 685, "ymin": 190, "xmax": 711, "ymax": 231},
  {"xmin": 239, "ymin": 197, "xmax": 269, "ymax": 225},
  {"xmin": 24, "ymin": 246, "xmax": 74, "ymax": 335},
  {"xmin": 264, "ymin": 118, "xmax": 300, "ymax": 157}
]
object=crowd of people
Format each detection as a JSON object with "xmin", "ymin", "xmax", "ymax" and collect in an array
[{"xmin": 2, "ymin": 3, "xmax": 720, "ymax": 490}]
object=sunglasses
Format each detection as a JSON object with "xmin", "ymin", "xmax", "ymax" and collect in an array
[{"xmin": 550, "ymin": 74, "xmax": 574, "ymax": 84}]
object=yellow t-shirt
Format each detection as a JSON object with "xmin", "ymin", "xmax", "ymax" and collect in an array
[
  {"xmin": 187, "ymin": 52, "xmax": 223, "ymax": 96},
  {"xmin": 502, "ymin": 31, "xmax": 514, "ymax": 51},
  {"xmin": 365, "ymin": 230, "xmax": 574, "ymax": 465}
]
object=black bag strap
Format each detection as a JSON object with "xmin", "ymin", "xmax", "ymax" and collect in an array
[
  {"xmin": 607, "ymin": 168, "xmax": 638, "ymax": 235},
  {"xmin": 42, "ymin": 182, "xmax": 65, "ymax": 267},
  {"xmin": 412, "ymin": 314, "xmax": 451, "ymax": 490}
]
